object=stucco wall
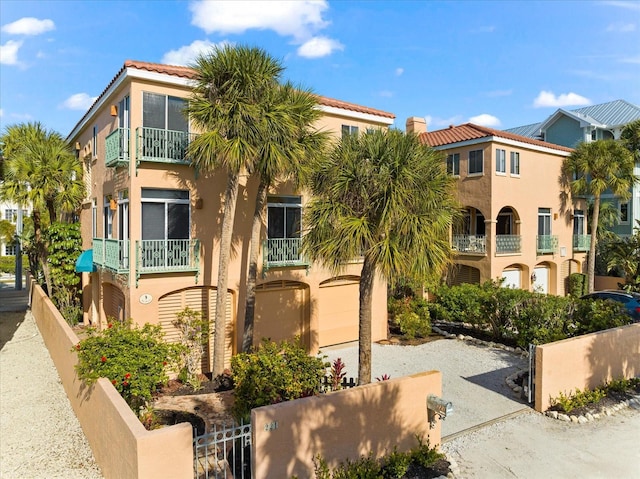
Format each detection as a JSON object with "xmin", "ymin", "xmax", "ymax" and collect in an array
[
  {"xmin": 534, "ymin": 323, "xmax": 640, "ymax": 412},
  {"xmin": 251, "ymin": 371, "xmax": 442, "ymax": 479},
  {"xmin": 30, "ymin": 280, "xmax": 193, "ymax": 479},
  {"xmin": 594, "ymin": 275, "xmax": 625, "ymax": 291}
]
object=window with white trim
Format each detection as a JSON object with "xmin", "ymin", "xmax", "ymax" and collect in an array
[
  {"xmin": 496, "ymin": 149, "xmax": 506, "ymax": 174},
  {"xmin": 267, "ymin": 196, "xmax": 302, "ymax": 240},
  {"xmin": 103, "ymin": 196, "xmax": 113, "ymax": 239},
  {"xmin": 538, "ymin": 208, "xmax": 551, "ymax": 236},
  {"xmin": 141, "ymin": 189, "xmax": 190, "ymax": 241},
  {"xmin": 619, "ymin": 201, "xmax": 629, "ymax": 224},
  {"xmin": 468, "ymin": 149, "xmax": 483, "ymax": 175},
  {"xmin": 92, "ymin": 198, "xmax": 97, "ymax": 238},
  {"xmin": 573, "ymin": 209, "xmax": 585, "ymax": 235},
  {"xmin": 5, "ymin": 243, "xmax": 16, "ymax": 256},
  {"xmin": 341, "ymin": 125, "xmax": 359, "ymax": 139},
  {"xmin": 510, "ymin": 151, "xmax": 520, "ymax": 175},
  {"xmin": 4, "ymin": 209, "xmax": 17, "ymax": 222},
  {"xmin": 446, "ymin": 153, "xmax": 460, "ymax": 176}
]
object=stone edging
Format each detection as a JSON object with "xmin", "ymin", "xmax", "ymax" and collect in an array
[{"xmin": 544, "ymin": 394, "xmax": 640, "ymax": 423}]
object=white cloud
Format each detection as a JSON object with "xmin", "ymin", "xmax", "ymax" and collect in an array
[
  {"xmin": 0, "ymin": 108, "xmax": 3, "ymax": 117},
  {"xmin": 533, "ymin": 91, "xmax": 591, "ymax": 108},
  {"xmin": 190, "ymin": 0, "xmax": 328, "ymax": 39},
  {"xmin": 297, "ymin": 36, "xmax": 343, "ymax": 58},
  {"xmin": 378, "ymin": 90, "xmax": 394, "ymax": 98},
  {"xmin": 162, "ymin": 40, "xmax": 228, "ymax": 66},
  {"xmin": 424, "ymin": 115, "xmax": 463, "ymax": 129},
  {"xmin": 61, "ymin": 93, "xmax": 98, "ymax": 111},
  {"xmin": 395, "ymin": 67, "xmax": 404, "ymax": 76},
  {"xmin": 606, "ymin": 22, "xmax": 636, "ymax": 32},
  {"xmin": 471, "ymin": 25, "xmax": 495, "ymax": 33},
  {"xmin": 469, "ymin": 114, "xmax": 501, "ymax": 127},
  {"xmin": 2, "ymin": 17, "xmax": 55, "ymax": 36},
  {"xmin": 0, "ymin": 40, "xmax": 22, "ymax": 65}
]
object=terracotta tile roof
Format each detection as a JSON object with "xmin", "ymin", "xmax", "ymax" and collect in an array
[{"xmin": 420, "ymin": 123, "xmax": 573, "ymax": 153}]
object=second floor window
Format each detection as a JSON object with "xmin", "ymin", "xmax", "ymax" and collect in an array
[
  {"xmin": 446, "ymin": 153, "xmax": 460, "ymax": 176},
  {"xmin": 469, "ymin": 150, "xmax": 483, "ymax": 175},
  {"xmin": 619, "ymin": 202, "xmax": 629, "ymax": 224},
  {"xmin": 143, "ymin": 92, "xmax": 188, "ymax": 133},
  {"xmin": 141, "ymin": 189, "xmax": 190, "ymax": 241},
  {"xmin": 4, "ymin": 209, "xmax": 17, "ymax": 222},
  {"xmin": 573, "ymin": 209, "xmax": 585, "ymax": 235},
  {"xmin": 267, "ymin": 196, "xmax": 302, "ymax": 240},
  {"xmin": 496, "ymin": 149, "xmax": 506, "ymax": 174},
  {"xmin": 538, "ymin": 208, "xmax": 551, "ymax": 236},
  {"xmin": 510, "ymin": 151, "xmax": 520, "ymax": 175}
]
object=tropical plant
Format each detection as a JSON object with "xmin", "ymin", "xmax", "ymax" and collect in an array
[
  {"xmin": 303, "ymin": 129, "xmax": 460, "ymax": 384},
  {"xmin": 562, "ymin": 140, "xmax": 637, "ymax": 293},
  {"xmin": 172, "ymin": 307, "xmax": 209, "ymax": 390},
  {"xmin": 186, "ymin": 45, "xmax": 284, "ymax": 375},
  {"xmin": 620, "ymin": 118, "xmax": 640, "ymax": 160},
  {"xmin": 605, "ymin": 220, "xmax": 640, "ymax": 292},
  {"xmin": 242, "ymin": 82, "xmax": 329, "ymax": 352},
  {"xmin": 0, "ymin": 122, "xmax": 84, "ymax": 293}
]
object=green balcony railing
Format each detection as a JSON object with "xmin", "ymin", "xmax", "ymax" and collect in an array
[
  {"xmin": 105, "ymin": 128, "xmax": 130, "ymax": 168},
  {"xmin": 263, "ymin": 238, "xmax": 309, "ymax": 272},
  {"xmin": 495, "ymin": 235, "xmax": 521, "ymax": 254},
  {"xmin": 573, "ymin": 234, "xmax": 591, "ymax": 252},
  {"xmin": 135, "ymin": 127, "xmax": 198, "ymax": 164},
  {"xmin": 536, "ymin": 235, "xmax": 559, "ymax": 254},
  {"xmin": 92, "ymin": 238, "xmax": 129, "ymax": 273},
  {"xmin": 452, "ymin": 234, "xmax": 486, "ymax": 254},
  {"xmin": 135, "ymin": 239, "xmax": 200, "ymax": 285}
]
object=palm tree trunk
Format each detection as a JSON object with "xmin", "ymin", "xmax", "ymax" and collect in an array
[
  {"xmin": 242, "ymin": 180, "xmax": 268, "ymax": 353},
  {"xmin": 213, "ymin": 172, "xmax": 240, "ymax": 376},
  {"xmin": 358, "ymin": 254, "xmax": 376, "ymax": 385},
  {"xmin": 587, "ymin": 196, "xmax": 600, "ymax": 293}
]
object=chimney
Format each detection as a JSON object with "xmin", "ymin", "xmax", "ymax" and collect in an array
[{"xmin": 406, "ymin": 117, "xmax": 427, "ymax": 134}]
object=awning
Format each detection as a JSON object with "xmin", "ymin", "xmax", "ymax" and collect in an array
[{"xmin": 75, "ymin": 249, "xmax": 97, "ymax": 273}]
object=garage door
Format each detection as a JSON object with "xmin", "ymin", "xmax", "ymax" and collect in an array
[
  {"xmin": 501, "ymin": 269, "xmax": 521, "ymax": 289},
  {"xmin": 158, "ymin": 287, "xmax": 234, "ymax": 373},
  {"xmin": 318, "ymin": 276, "xmax": 360, "ymax": 347},
  {"xmin": 103, "ymin": 282, "xmax": 125, "ymax": 322},
  {"xmin": 533, "ymin": 266, "xmax": 549, "ymax": 294},
  {"xmin": 255, "ymin": 281, "xmax": 309, "ymax": 349}
]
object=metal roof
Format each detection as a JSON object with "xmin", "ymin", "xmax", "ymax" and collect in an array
[{"xmin": 505, "ymin": 122, "xmax": 543, "ymax": 139}]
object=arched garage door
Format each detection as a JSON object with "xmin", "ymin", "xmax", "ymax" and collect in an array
[
  {"xmin": 318, "ymin": 276, "xmax": 360, "ymax": 347},
  {"xmin": 501, "ymin": 268, "xmax": 521, "ymax": 289},
  {"xmin": 102, "ymin": 282, "xmax": 125, "ymax": 322},
  {"xmin": 158, "ymin": 287, "xmax": 234, "ymax": 373},
  {"xmin": 255, "ymin": 281, "xmax": 309, "ymax": 350}
]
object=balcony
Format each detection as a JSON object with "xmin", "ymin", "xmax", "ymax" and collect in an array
[
  {"xmin": 92, "ymin": 238, "xmax": 129, "ymax": 273},
  {"xmin": 495, "ymin": 235, "xmax": 521, "ymax": 254},
  {"xmin": 135, "ymin": 127, "xmax": 197, "ymax": 167},
  {"xmin": 536, "ymin": 235, "xmax": 558, "ymax": 254},
  {"xmin": 573, "ymin": 234, "xmax": 591, "ymax": 252},
  {"xmin": 452, "ymin": 235, "xmax": 486, "ymax": 254},
  {"xmin": 263, "ymin": 238, "xmax": 309, "ymax": 272},
  {"xmin": 105, "ymin": 128, "xmax": 130, "ymax": 168},
  {"xmin": 135, "ymin": 239, "xmax": 200, "ymax": 282}
]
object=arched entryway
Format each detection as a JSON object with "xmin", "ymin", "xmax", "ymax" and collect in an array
[{"xmin": 318, "ymin": 275, "xmax": 360, "ymax": 347}]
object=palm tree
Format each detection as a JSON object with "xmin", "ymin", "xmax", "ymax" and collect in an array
[
  {"xmin": 0, "ymin": 122, "xmax": 84, "ymax": 293},
  {"xmin": 242, "ymin": 83, "xmax": 329, "ymax": 352},
  {"xmin": 186, "ymin": 45, "xmax": 284, "ymax": 375},
  {"xmin": 303, "ymin": 129, "xmax": 460, "ymax": 384},
  {"xmin": 562, "ymin": 140, "xmax": 637, "ymax": 293},
  {"xmin": 621, "ymin": 119, "xmax": 640, "ymax": 160}
]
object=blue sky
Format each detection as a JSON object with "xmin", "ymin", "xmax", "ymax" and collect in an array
[{"xmin": 1, "ymin": 0, "xmax": 639, "ymax": 138}]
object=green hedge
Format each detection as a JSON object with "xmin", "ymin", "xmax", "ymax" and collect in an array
[{"xmin": 0, "ymin": 255, "xmax": 27, "ymax": 274}]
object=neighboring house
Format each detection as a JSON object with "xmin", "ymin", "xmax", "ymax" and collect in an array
[
  {"xmin": 406, "ymin": 118, "xmax": 587, "ymax": 295},
  {"xmin": 0, "ymin": 199, "xmax": 29, "ymax": 256},
  {"xmin": 67, "ymin": 60, "xmax": 394, "ymax": 371},
  {"xmin": 506, "ymin": 100, "xmax": 640, "ymax": 237}
]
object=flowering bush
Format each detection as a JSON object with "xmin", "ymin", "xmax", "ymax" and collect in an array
[{"xmin": 74, "ymin": 319, "xmax": 181, "ymax": 412}]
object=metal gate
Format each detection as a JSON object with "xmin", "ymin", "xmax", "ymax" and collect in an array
[
  {"xmin": 526, "ymin": 344, "xmax": 536, "ymax": 404},
  {"xmin": 194, "ymin": 421, "xmax": 252, "ymax": 479}
]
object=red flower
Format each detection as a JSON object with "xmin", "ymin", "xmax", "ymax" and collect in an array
[
  {"xmin": 123, "ymin": 381, "xmax": 129, "ymax": 386},
  {"xmin": 125, "ymin": 373, "xmax": 131, "ymax": 379},
  {"xmin": 101, "ymin": 356, "xmax": 107, "ymax": 363},
  {"xmin": 162, "ymin": 361, "xmax": 167, "ymax": 366},
  {"xmin": 107, "ymin": 323, "xmax": 113, "ymax": 329},
  {"xmin": 111, "ymin": 380, "xmax": 116, "ymax": 385},
  {"xmin": 75, "ymin": 344, "xmax": 81, "ymax": 351}
]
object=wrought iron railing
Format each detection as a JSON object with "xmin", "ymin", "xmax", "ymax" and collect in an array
[
  {"xmin": 105, "ymin": 128, "xmax": 130, "ymax": 167},
  {"xmin": 135, "ymin": 127, "xmax": 197, "ymax": 164},
  {"xmin": 263, "ymin": 238, "xmax": 308, "ymax": 271},
  {"xmin": 495, "ymin": 235, "xmax": 521, "ymax": 254},
  {"xmin": 536, "ymin": 235, "xmax": 558, "ymax": 254},
  {"xmin": 572, "ymin": 234, "xmax": 591, "ymax": 252},
  {"xmin": 452, "ymin": 234, "xmax": 486, "ymax": 254},
  {"xmin": 92, "ymin": 238, "xmax": 129, "ymax": 273},
  {"xmin": 194, "ymin": 421, "xmax": 251, "ymax": 479}
]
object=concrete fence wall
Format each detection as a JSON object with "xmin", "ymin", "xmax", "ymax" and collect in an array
[
  {"xmin": 29, "ymin": 280, "xmax": 193, "ymax": 479},
  {"xmin": 251, "ymin": 370, "xmax": 443, "ymax": 479},
  {"xmin": 535, "ymin": 323, "xmax": 640, "ymax": 412},
  {"xmin": 594, "ymin": 275, "xmax": 625, "ymax": 291}
]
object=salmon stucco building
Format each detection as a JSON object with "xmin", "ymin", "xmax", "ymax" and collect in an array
[
  {"xmin": 406, "ymin": 118, "xmax": 588, "ymax": 295},
  {"xmin": 69, "ymin": 60, "xmax": 394, "ymax": 372}
]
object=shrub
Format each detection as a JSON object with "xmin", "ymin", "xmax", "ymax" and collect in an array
[
  {"xmin": 231, "ymin": 339, "xmax": 326, "ymax": 421},
  {"xmin": 568, "ymin": 273, "xmax": 587, "ymax": 297},
  {"xmin": 172, "ymin": 307, "xmax": 208, "ymax": 390},
  {"xmin": 572, "ymin": 298, "xmax": 631, "ymax": 335},
  {"xmin": 75, "ymin": 319, "xmax": 181, "ymax": 413},
  {"xmin": 0, "ymin": 255, "xmax": 27, "ymax": 274},
  {"xmin": 381, "ymin": 447, "xmax": 411, "ymax": 478},
  {"xmin": 394, "ymin": 311, "xmax": 430, "ymax": 339},
  {"xmin": 550, "ymin": 387, "xmax": 607, "ymax": 413},
  {"xmin": 388, "ymin": 296, "xmax": 431, "ymax": 339},
  {"xmin": 433, "ymin": 283, "xmax": 484, "ymax": 324}
]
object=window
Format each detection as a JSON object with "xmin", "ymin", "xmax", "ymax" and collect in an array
[
  {"xmin": 573, "ymin": 209, "xmax": 585, "ymax": 235},
  {"xmin": 538, "ymin": 208, "xmax": 551, "ymax": 236},
  {"xmin": 103, "ymin": 196, "xmax": 113, "ymax": 239},
  {"xmin": 446, "ymin": 153, "xmax": 460, "ymax": 176},
  {"xmin": 468, "ymin": 149, "xmax": 483, "ymax": 175},
  {"xmin": 5, "ymin": 243, "xmax": 16, "ymax": 256},
  {"xmin": 267, "ymin": 196, "xmax": 302, "ymax": 240},
  {"xmin": 619, "ymin": 202, "xmax": 629, "ymax": 224},
  {"xmin": 341, "ymin": 125, "xmax": 359, "ymax": 139},
  {"xmin": 510, "ymin": 151, "xmax": 520, "ymax": 175},
  {"xmin": 91, "ymin": 199, "xmax": 97, "ymax": 238},
  {"xmin": 143, "ymin": 93, "xmax": 188, "ymax": 132},
  {"xmin": 4, "ymin": 209, "xmax": 17, "ymax": 222},
  {"xmin": 496, "ymin": 149, "xmax": 506, "ymax": 174},
  {"xmin": 92, "ymin": 125, "xmax": 98, "ymax": 158},
  {"xmin": 141, "ymin": 189, "xmax": 190, "ymax": 241}
]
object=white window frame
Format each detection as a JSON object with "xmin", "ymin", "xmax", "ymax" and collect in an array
[
  {"xmin": 510, "ymin": 151, "xmax": 520, "ymax": 176},
  {"xmin": 141, "ymin": 189, "xmax": 191, "ymax": 240},
  {"xmin": 103, "ymin": 195, "xmax": 113, "ymax": 239},
  {"xmin": 496, "ymin": 149, "xmax": 506, "ymax": 174},
  {"xmin": 538, "ymin": 208, "xmax": 552, "ymax": 236},
  {"xmin": 92, "ymin": 198, "xmax": 97, "ymax": 238},
  {"xmin": 573, "ymin": 209, "xmax": 585, "ymax": 235},
  {"xmin": 341, "ymin": 125, "xmax": 359, "ymax": 139},
  {"xmin": 468, "ymin": 149, "xmax": 484, "ymax": 176},
  {"xmin": 447, "ymin": 153, "xmax": 460, "ymax": 176},
  {"xmin": 267, "ymin": 196, "xmax": 302, "ymax": 240}
]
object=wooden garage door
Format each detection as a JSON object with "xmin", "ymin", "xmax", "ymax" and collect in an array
[
  {"xmin": 158, "ymin": 287, "xmax": 234, "ymax": 372},
  {"xmin": 318, "ymin": 276, "xmax": 360, "ymax": 347},
  {"xmin": 255, "ymin": 281, "xmax": 309, "ymax": 349},
  {"xmin": 450, "ymin": 265, "xmax": 481, "ymax": 286},
  {"xmin": 103, "ymin": 283, "xmax": 125, "ymax": 322}
]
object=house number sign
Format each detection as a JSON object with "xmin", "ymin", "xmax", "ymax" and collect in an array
[
  {"xmin": 139, "ymin": 294, "xmax": 153, "ymax": 305},
  {"xmin": 264, "ymin": 421, "xmax": 278, "ymax": 431}
]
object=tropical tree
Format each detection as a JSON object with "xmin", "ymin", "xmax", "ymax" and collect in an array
[
  {"xmin": 621, "ymin": 119, "xmax": 640, "ymax": 160},
  {"xmin": 242, "ymin": 83, "xmax": 329, "ymax": 352},
  {"xmin": 0, "ymin": 122, "xmax": 84, "ymax": 292},
  {"xmin": 606, "ymin": 220, "xmax": 640, "ymax": 292},
  {"xmin": 303, "ymin": 129, "xmax": 460, "ymax": 384},
  {"xmin": 186, "ymin": 45, "xmax": 284, "ymax": 375},
  {"xmin": 562, "ymin": 140, "xmax": 637, "ymax": 293}
]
